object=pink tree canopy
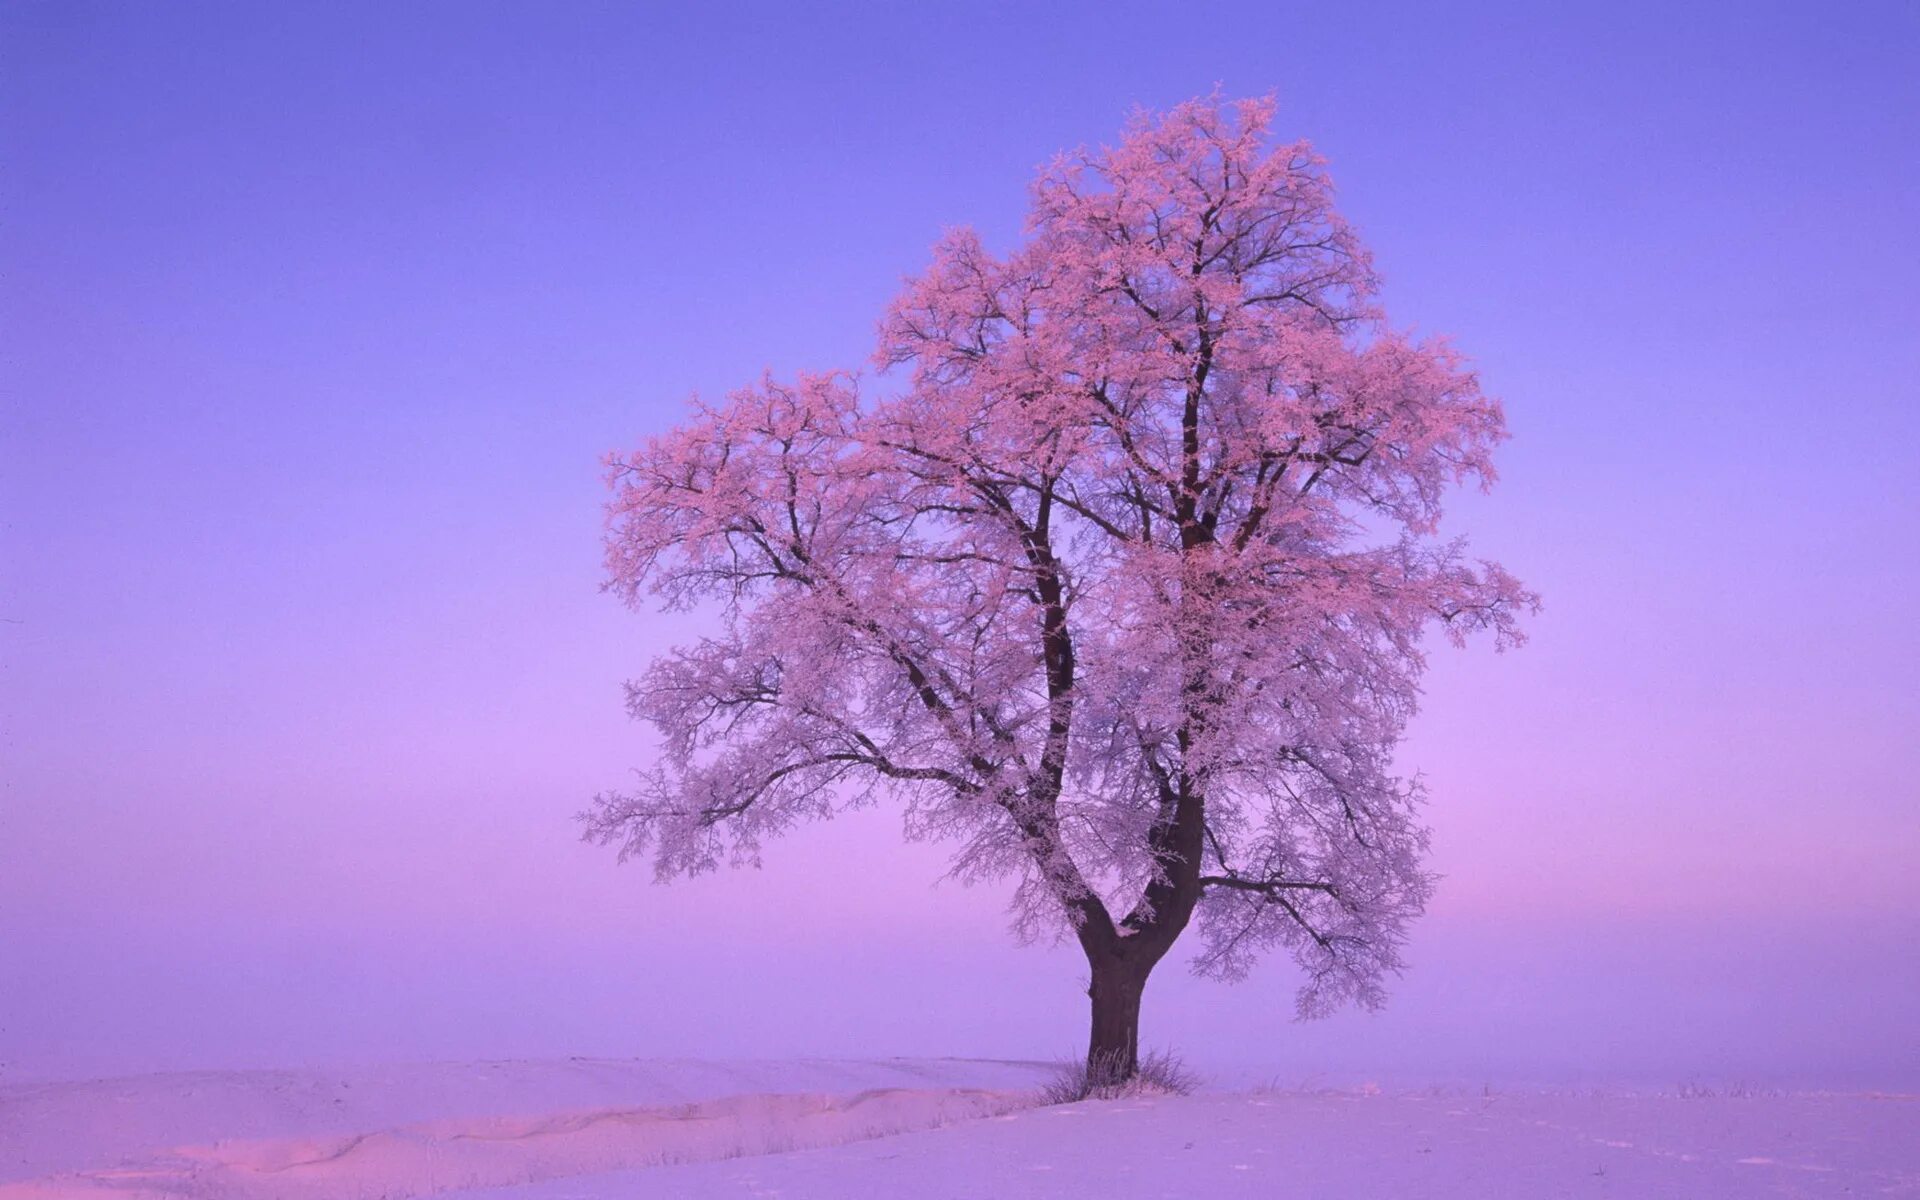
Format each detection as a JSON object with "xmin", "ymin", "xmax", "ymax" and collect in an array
[{"xmin": 588, "ymin": 96, "xmax": 1533, "ymax": 1056}]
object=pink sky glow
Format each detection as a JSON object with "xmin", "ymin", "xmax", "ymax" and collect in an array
[{"xmin": 3, "ymin": 1, "xmax": 1915, "ymax": 1088}]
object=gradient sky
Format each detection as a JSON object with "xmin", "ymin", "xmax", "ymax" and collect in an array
[{"xmin": 4, "ymin": 0, "xmax": 1917, "ymax": 1088}]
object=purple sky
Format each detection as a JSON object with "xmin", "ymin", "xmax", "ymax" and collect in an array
[{"xmin": 5, "ymin": 1, "xmax": 1917, "ymax": 1087}]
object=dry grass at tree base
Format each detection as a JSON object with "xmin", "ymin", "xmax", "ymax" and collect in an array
[{"xmin": 1042, "ymin": 1049, "xmax": 1203, "ymax": 1104}]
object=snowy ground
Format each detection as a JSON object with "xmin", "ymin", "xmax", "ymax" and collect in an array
[{"xmin": 3, "ymin": 1057, "xmax": 1914, "ymax": 1198}]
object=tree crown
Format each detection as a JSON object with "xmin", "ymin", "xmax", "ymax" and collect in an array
[{"xmin": 589, "ymin": 96, "xmax": 1533, "ymax": 1018}]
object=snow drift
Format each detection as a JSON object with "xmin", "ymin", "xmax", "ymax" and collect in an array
[{"xmin": 0, "ymin": 1057, "xmax": 1047, "ymax": 1199}]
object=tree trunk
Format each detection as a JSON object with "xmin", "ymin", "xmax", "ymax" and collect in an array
[{"xmin": 1086, "ymin": 956, "xmax": 1152, "ymax": 1085}]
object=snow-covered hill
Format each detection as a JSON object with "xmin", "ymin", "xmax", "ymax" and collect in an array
[
  {"xmin": 3, "ymin": 1057, "xmax": 1912, "ymax": 1198},
  {"xmin": 486, "ymin": 1088, "xmax": 1919, "ymax": 1199}
]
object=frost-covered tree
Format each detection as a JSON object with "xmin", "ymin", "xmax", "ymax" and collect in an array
[{"xmin": 586, "ymin": 96, "xmax": 1534, "ymax": 1082}]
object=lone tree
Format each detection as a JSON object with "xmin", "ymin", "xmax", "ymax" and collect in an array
[{"xmin": 587, "ymin": 96, "xmax": 1533, "ymax": 1083}]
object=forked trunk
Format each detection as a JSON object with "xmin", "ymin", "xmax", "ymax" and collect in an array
[
  {"xmin": 1085, "ymin": 957, "xmax": 1152, "ymax": 1085},
  {"xmin": 1077, "ymin": 777, "xmax": 1204, "ymax": 1088}
]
